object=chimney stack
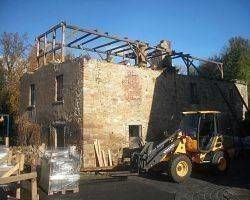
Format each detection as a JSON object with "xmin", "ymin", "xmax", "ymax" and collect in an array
[{"xmin": 150, "ymin": 40, "xmax": 172, "ymax": 69}]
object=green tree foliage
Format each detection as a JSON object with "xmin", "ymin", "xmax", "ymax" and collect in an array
[
  {"xmin": 222, "ymin": 37, "xmax": 250, "ymax": 81},
  {"xmin": 199, "ymin": 36, "xmax": 250, "ymax": 81}
]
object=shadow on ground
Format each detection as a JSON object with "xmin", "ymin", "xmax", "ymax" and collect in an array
[
  {"xmin": 32, "ymin": 154, "xmax": 250, "ymax": 200},
  {"xmin": 39, "ymin": 174, "xmax": 174, "ymax": 200},
  {"xmin": 136, "ymin": 154, "xmax": 250, "ymax": 200},
  {"xmin": 190, "ymin": 155, "xmax": 250, "ymax": 190}
]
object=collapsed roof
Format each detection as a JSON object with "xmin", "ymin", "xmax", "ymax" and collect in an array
[{"xmin": 36, "ymin": 21, "xmax": 223, "ymax": 78}]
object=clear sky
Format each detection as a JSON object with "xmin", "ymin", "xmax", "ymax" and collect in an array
[{"xmin": 0, "ymin": 0, "xmax": 249, "ymax": 59}]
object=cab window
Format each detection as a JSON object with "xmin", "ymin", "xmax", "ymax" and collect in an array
[
  {"xmin": 199, "ymin": 114, "xmax": 215, "ymax": 137},
  {"xmin": 179, "ymin": 114, "xmax": 199, "ymax": 138}
]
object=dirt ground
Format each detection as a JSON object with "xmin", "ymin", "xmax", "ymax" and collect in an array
[{"xmin": 37, "ymin": 155, "xmax": 250, "ymax": 200}]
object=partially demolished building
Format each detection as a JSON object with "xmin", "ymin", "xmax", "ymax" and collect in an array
[{"xmin": 20, "ymin": 22, "xmax": 248, "ymax": 168}]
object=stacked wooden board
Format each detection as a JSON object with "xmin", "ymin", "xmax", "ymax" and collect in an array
[{"xmin": 94, "ymin": 139, "xmax": 113, "ymax": 167}]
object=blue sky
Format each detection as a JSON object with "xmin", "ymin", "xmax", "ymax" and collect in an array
[{"xmin": 0, "ymin": 0, "xmax": 249, "ymax": 59}]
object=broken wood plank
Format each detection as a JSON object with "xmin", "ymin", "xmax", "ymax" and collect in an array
[
  {"xmin": 108, "ymin": 149, "xmax": 112, "ymax": 166},
  {"xmin": 31, "ymin": 178, "xmax": 39, "ymax": 200},
  {"xmin": 94, "ymin": 140, "xmax": 99, "ymax": 166},
  {"xmin": 7, "ymin": 150, "xmax": 12, "ymax": 165},
  {"xmin": 94, "ymin": 140, "xmax": 103, "ymax": 167},
  {"xmin": 16, "ymin": 186, "xmax": 21, "ymax": 199},
  {"xmin": 101, "ymin": 150, "xmax": 107, "ymax": 167},
  {"xmin": 1, "ymin": 163, "xmax": 19, "ymax": 178},
  {"xmin": 97, "ymin": 140, "xmax": 104, "ymax": 167},
  {"xmin": 5, "ymin": 137, "xmax": 9, "ymax": 147},
  {"xmin": 0, "ymin": 172, "xmax": 37, "ymax": 184},
  {"xmin": 81, "ymin": 166, "xmax": 115, "ymax": 172},
  {"xmin": 19, "ymin": 154, "xmax": 25, "ymax": 171}
]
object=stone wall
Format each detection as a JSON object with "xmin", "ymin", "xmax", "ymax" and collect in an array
[
  {"xmin": 20, "ymin": 60, "xmax": 83, "ymax": 147},
  {"xmin": 81, "ymin": 60, "xmax": 248, "ymax": 167},
  {"xmin": 82, "ymin": 60, "xmax": 161, "ymax": 167},
  {"xmin": 146, "ymin": 74, "xmax": 248, "ymax": 141},
  {"xmin": 20, "ymin": 59, "xmax": 248, "ymax": 168}
]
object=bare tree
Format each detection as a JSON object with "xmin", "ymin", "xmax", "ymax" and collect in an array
[
  {"xmin": 16, "ymin": 115, "xmax": 41, "ymax": 146},
  {"xmin": 0, "ymin": 32, "xmax": 29, "ymax": 116},
  {"xmin": 27, "ymin": 44, "xmax": 38, "ymax": 72}
]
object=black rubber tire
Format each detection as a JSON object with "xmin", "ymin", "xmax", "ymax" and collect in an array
[
  {"xmin": 168, "ymin": 154, "xmax": 192, "ymax": 183},
  {"xmin": 212, "ymin": 151, "xmax": 230, "ymax": 174}
]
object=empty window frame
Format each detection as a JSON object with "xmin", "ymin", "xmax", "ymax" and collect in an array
[
  {"xmin": 190, "ymin": 82, "xmax": 199, "ymax": 104},
  {"xmin": 129, "ymin": 125, "xmax": 142, "ymax": 138},
  {"xmin": 29, "ymin": 84, "xmax": 35, "ymax": 106},
  {"xmin": 55, "ymin": 126, "xmax": 65, "ymax": 147},
  {"xmin": 55, "ymin": 75, "xmax": 63, "ymax": 101}
]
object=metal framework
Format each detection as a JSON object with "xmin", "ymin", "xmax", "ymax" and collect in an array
[{"xmin": 36, "ymin": 21, "xmax": 224, "ymax": 78}]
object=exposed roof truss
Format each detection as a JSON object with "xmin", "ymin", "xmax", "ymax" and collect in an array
[{"xmin": 36, "ymin": 21, "xmax": 224, "ymax": 78}]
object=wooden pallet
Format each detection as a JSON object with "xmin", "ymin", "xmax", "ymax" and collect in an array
[
  {"xmin": 0, "ymin": 171, "xmax": 39, "ymax": 200},
  {"xmin": 81, "ymin": 166, "xmax": 115, "ymax": 172},
  {"xmin": 48, "ymin": 186, "xmax": 79, "ymax": 195},
  {"xmin": 0, "ymin": 150, "xmax": 39, "ymax": 199}
]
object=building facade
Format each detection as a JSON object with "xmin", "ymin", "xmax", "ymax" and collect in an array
[{"xmin": 20, "ymin": 59, "xmax": 248, "ymax": 168}]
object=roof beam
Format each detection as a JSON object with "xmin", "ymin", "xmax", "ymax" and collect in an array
[
  {"xmin": 67, "ymin": 33, "xmax": 92, "ymax": 47},
  {"xmin": 80, "ymin": 35, "xmax": 101, "ymax": 46},
  {"xmin": 70, "ymin": 45, "xmax": 125, "ymax": 58},
  {"xmin": 108, "ymin": 44, "xmax": 129, "ymax": 52},
  {"xmin": 37, "ymin": 46, "xmax": 61, "ymax": 58},
  {"xmin": 93, "ymin": 40, "xmax": 120, "ymax": 50},
  {"xmin": 66, "ymin": 24, "xmax": 141, "ymax": 45},
  {"xmin": 37, "ymin": 22, "xmax": 64, "ymax": 39},
  {"xmin": 113, "ymin": 47, "xmax": 132, "ymax": 54}
]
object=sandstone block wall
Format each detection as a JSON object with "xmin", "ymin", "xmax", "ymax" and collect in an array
[
  {"xmin": 20, "ymin": 60, "xmax": 83, "ymax": 147},
  {"xmin": 20, "ymin": 59, "xmax": 248, "ymax": 168},
  {"xmin": 82, "ymin": 60, "xmax": 161, "ymax": 167},
  {"xmin": 82, "ymin": 60, "xmax": 248, "ymax": 167}
]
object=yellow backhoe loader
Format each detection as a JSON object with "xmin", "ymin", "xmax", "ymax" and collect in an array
[{"xmin": 131, "ymin": 111, "xmax": 235, "ymax": 183}]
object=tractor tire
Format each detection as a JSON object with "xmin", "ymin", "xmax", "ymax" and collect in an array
[
  {"xmin": 212, "ymin": 151, "xmax": 230, "ymax": 174},
  {"xmin": 168, "ymin": 154, "xmax": 192, "ymax": 183}
]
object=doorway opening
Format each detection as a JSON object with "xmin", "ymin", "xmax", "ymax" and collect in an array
[
  {"xmin": 55, "ymin": 126, "xmax": 65, "ymax": 147},
  {"xmin": 129, "ymin": 125, "xmax": 142, "ymax": 148}
]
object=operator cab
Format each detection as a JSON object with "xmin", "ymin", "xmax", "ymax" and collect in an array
[{"xmin": 180, "ymin": 111, "xmax": 221, "ymax": 152}]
